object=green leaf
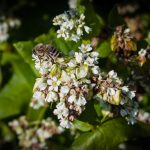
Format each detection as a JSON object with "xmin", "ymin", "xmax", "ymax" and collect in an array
[
  {"xmin": 73, "ymin": 119, "xmax": 93, "ymax": 132},
  {"xmin": 94, "ymin": 103, "xmax": 102, "ymax": 117},
  {"xmin": 0, "ymin": 66, "xmax": 2, "ymax": 87},
  {"xmin": 145, "ymin": 38, "xmax": 150, "ymax": 44},
  {"xmin": 1, "ymin": 53, "xmax": 19, "ymax": 65},
  {"xmin": 26, "ymin": 107, "xmax": 47, "ymax": 122},
  {"xmin": 71, "ymin": 118, "xmax": 150, "ymax": 150},
  {"xmin": 13, "ymin": 41, "xmax": 36, "ymax": 74},
  {"xmin": 79, "ymin": 101, "xmax": 97, "ymax": 124},
  {"xmin": 78, "ymin": 0, "xmax": 104, "ymax": 36},
  {"xmin": 0, "ymin": 42, "xmax": 11, "ymax": 51},
  {"xmin": 97, "ymin": 41, "xmax": 111, "ymax": 57},
  {"xmin": 0, "ymin": 54, "xmax": 36, "ymax": 119},
  {"xmin": 0, "ymin": 122, "xmax": 14, "ymax": 141},
  {"xmin": 35, "ymin": 29, "xmax": 80, "ymax": 54},
  {"xmin": 108, "ymin": 6, "xmax": 124, "ymax": 28}
]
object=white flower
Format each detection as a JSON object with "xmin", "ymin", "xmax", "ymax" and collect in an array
[
  {"xmin": 53, "ymin": 102, "xmax": 69, "ymax": 119},
  {"xmin": 79, "ymin": 14, "xmax": 85, "ymax": 21},
  {"xmin": 33, "ymin": 78, "xmax": 47, "ymax": 91},
  {"xmin": 45, "ymin": 91, "xmax": 58, "ymax": 102},
  {"xmin": 53, "ymin": 14, "xmax": 67, "ymax": 25},
  {"xmin": 66, "ymin": 20, "xmax": 74, "ymax": 30},
  {"xmin": 0, "ymin": 22, "xmax": 9, "ymax": 42},
  {"xmin": 76, "ymin": 64, "xmax": 88, "ymax": 79},
  {"xmin": 122, "ymin": 86, "xmax": 129, "ymax": 93},
  {"xmin": 76, "ymin": 96, "xmax": 87, "ymax": 106},
  {"xmin": 71, "ymin": 34, "xmax": 80, "ymax": 42},
  {"xmin": 9, "ymin": 120, "xmax": 23, "ymax": 135},
  {"xmin": 75, "ymin": 52, "xmax": 83, "ymax": 63},
  {"xmin": 47, "ymin": 77, "xmax": 61, "ymax": 92},
  {"xmin": 77, "ymin": 27, "xmax": 83, "ymax": 36},
  {"xmin": 79, "ymin": 44, "xmax": 92, "ymax": 53},
  {"xmin": 67, "ymin": 59, "xmax": 77, "ymax": 67},
  {"xmin": 36, "ymin": 128, "xmax": 51, "ymax": 141},
  {"xmin": 128, "ymin": 91, "xmax": 135, "ymax": 99},
  {"xmin": 138, "ymin": 49, "xmax": 147, "ymax": 57},
  {"xmin": 108, "ymin": 70, "xmax": 117, "ymax": 79},
  {"xmin": 31, "ymin": 91, "xmax": 46, "ymax": 109},
  {"xmin": 91, "ymin": 66, "xmax": 100, "ymax": 75},
  {"xmin": 107, "ymin": 88, "xmax": 116, "ymax": 96},
  {"xmin": 60, "ymin": 119, "xmax": 71, "ymax": 128},
  {"xmin": 124, "ymin": 28, "xmax": 130, "ymax": 33},
  {"xmin": 84, "ymin": 26, "xmax": 91, "ymax": 33},
  {"xmin": 60, "ymin": 86, "xmax": 70, "ymax": 95},
  {"xmin": 68, "ymin": 95, "xmax": 76, "ymax": 103},
  {"xmin": 60, "ymin": 70, "xmax": 71, "ymax": 83},
  {"xmin": 84, "ymin": 56, "xmax": 95, "ymax": 66},
  {"xmin": 90, "ymin": 51, "xmax": 99, "ymax": 58},
  {"xmin": 33, "ymin": 91, "xmax": 45, "ymax": 101}
]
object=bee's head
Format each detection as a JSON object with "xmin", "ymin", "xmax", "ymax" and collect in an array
[{"xmin": 32, "ymin": 43, "xmax": 47, "ymax": 57}]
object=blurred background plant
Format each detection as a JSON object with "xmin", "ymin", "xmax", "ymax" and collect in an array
[{"xmin": 0, "ymin": 0, "xmax": 150, "ymax": 150}]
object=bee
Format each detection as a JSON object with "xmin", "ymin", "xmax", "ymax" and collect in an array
[
  {"xmin": 46, "ymin": 45, "xmax": 60, "ymax": 60},
  {"xmin": 32, "ymin": 43, "xmax": 60, "ymax": 61}
]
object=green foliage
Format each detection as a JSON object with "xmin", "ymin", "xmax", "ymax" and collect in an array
[
  {"xmin": 73, "ymin": 119, "xmax": 93, "ymax": 132},
  {"xmin": 71, "ymin": 118, "xmax": 150, "ymax": 150},
  {"xmin": 0, "ymin": 67, "xmax": 2, "ymax": 87},
  {"xmin": 26, "ymin": 107, "xmax": 47, "ymax": 122},
  {"xmin": 13, "ymin": 41, "xmax": 36, "ymax": 74},
  {"xmin": 0, "ymin": 54, "xmax": 36, "ymax": 119},
  {"xmin": 77, "ymin": 0, "xmax": 104, "ymax": 36},
  {"xmin": 35, "ymin": 29, "xmax": 80, "ymax": 54},
  {"xmin": 97, "ymin": 41, "xmax": 111, "ymax": 57}
]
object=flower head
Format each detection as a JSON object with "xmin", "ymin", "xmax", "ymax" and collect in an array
[{"xmin": 53, "ymin": 10, "xmax": 91, "ymax": 42}]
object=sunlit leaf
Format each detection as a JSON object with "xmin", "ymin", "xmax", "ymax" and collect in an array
[
  {"xmin": 97, "ymin": 41, "xmax": 111, "ymax": 57},
  {"xmin": 73, "ymin": 119, "xmax": 93, "ymax": 132},
  {"xmin": 0, "ymin": 54, "xmax": 36, "ymax": 119},
  {"xmin": 71, "ymin": 118, "xmax": 150, "ymax": 150}
]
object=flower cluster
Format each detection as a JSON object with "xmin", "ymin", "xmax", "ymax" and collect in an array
[
  {"xmin": 111, "ymin": 26, "xmax": 137, "ymax": 58},
  {"xmin": 111, "ymin": 26, "xmax": 150, "ymax": 66},
  {"xmin": 9, "ymin": 116, "xmax": 63, "ymax": 150},
  {"xmin": 53, "ymin": 10, "xmax": 91, "ymax": 42},
  {"xmin": 93, "ymin": 70, "xmax": 138, "ymax": 124},
  {"xmin": 31, "ymin": 40, "xmax": 138, "ymax": 127},
  {"xmin": 0, "ymin": 16, "xmax": 21, "ymax": 42},
  {"xmin": 31, "ymin": 43, "xmax": 98, "ymax": 128},
  {"xmin": 30, "ymin": 7, "xmax": 139, "ymax": 129},
  {"xmin": 31, "ymin": 44, "xmax": 60, "ymax": 108},
  {"xmin": 137, "ymin": 46, "xmax": 150, "ymax": 66}
]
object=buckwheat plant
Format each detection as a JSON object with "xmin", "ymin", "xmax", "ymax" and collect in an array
[
  {"xmin": 111, "ymin": 26, "xmax": 137, "ymax": 58},
  {"xmin": 31, "ymin": 42, "xmax": 98, "ymax": 128},
  {"xmin": 137, "ymin": 46, "xmax": 150, "ymax": 66},
  {"xmin": 93, "ymin": 70, "xmax": 138, "ymax": 124},
  {"xmin": 9, "ymin": 116, "xmax": 63, "ymax": 150},
  {"xmin": 53, "ymin": 10, "xmax": 91, "ymax": 42},
  {"xmin": 31, "ymin": 10, "xmax": 138, "ymax": 128},
  {"xmin": 111, "ymin": 26, "xmax": 150, "ymax": 66}
]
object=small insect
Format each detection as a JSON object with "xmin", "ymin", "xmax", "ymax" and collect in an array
[
  {"xmin": 32, "ymin": 43, "xmax": 60, "ymax": 61},
  {"xmin": 46, "ymin": 45, "xmax": 60, "ymax": 60}
]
